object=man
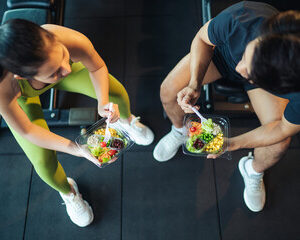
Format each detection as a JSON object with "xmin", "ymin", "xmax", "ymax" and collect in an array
[{"xmin": 153, "ymin": 1, "xmax": 300, "ymax": 212}]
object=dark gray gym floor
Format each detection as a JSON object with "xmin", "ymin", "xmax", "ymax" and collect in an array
[{"xmin": 1, "ymin": 0, "xmax": 299, "ymax": 239}]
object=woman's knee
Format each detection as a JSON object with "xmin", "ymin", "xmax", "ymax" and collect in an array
[{"xmin": 31, "ymin": 151, "xmax": 58, "ymax": 174}]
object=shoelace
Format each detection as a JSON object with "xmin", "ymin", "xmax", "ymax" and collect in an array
[
  {"xmin": 130, "ymin": 116, "xmax": 143, "ymax": 132},
  {"xmin": 62, "ymin": 193, "xmax": 84, "ymax": 212},
  {"xmin": 245, "ymin": 152, "xmax": 262, "ymax": 192},
  {"xmin": 247, "ymin": 178, "xmax": 263, "ymax": 192},
  {"xmin": 162, "ymin": 130, "xmax": 183, "ymax": 148}
]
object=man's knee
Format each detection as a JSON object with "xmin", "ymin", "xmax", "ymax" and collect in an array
[
  {"xmin": 160, "ymin": 81, "xmax": 176, "ymax": 104},
  {"xmin": 276, "ymin": 137, "xmax": 291, "ymax": 158}
]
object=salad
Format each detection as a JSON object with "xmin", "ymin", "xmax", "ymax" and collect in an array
[
  {"xmin": 86, "ymin": 127, "xmax": 127, "ymax": 165},
  {"xmin": 185, "ymin": 118, "xmax": 224, "ymax": 154}
]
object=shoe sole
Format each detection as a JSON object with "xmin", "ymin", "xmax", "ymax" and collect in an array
[
  {"xmin": 134, "ymin": 133, "xmax": 154, "ymax": 146},
  {"xmin": 153, "ymin": 147, "xmax": 178, "ymax": 162},
  {"xmin": 238, "ymin": 157, "xmax": 264, "ymax": 212}
]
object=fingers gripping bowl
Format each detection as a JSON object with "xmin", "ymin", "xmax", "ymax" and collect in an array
[
  {"xmin": 182, "ymin": 114, "xmax": 230, "ymax": 157},
  {"xmin": 75, "ymin": 118, "xmax": 134, "ymax": 168}
]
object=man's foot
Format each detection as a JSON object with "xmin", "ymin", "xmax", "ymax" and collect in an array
[
  {"xmin": 118, "ymin": 115, "xmax": 154, "ymax": 145},
  {"xmin": 60, "ymin": 178, "xmax": 94, "ymax": 227},
  {"xmin": 153, "ymin": 125, "xmax": 184, "ymax": 162},
  {"xmin": 238, "ymin": 152, "xmax": 265, "ymax": 212}
]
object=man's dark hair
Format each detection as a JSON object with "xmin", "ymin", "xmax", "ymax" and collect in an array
[
  {"xmin": 0, "ymin": 19, "xmax": 55, "ymax": 79},
  {"xmin": 261, "ymin": 10, "xmax": 300, "ymax": 35},
  {"xmin": 249, "ymin": 10, "xmax": 300, "ymax": 94},
  {"xmin": 250, "ymin": 34, "xmax": 300, "ymax": 94}
]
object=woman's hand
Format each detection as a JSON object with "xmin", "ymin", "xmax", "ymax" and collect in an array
[
  {"xmin": 177, "ymin": 86, "xmax": 200, "ymax": 113},
  {"xmin": 76, "ymin": 144, "xmax": 101, "ymax": 167},
  {"xmin": 98, "ymin": 102, "xmax": 120, "ymax": 123},
  {"xmin": 70, "ymin": 142, "xmax": 101, "ymax": 167}
]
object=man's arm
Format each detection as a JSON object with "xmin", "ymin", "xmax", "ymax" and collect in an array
[
  {"xmin": 229, "ymin": 116, "xmax": 300, "ymax": 151},
  {"xmin": 177, "ymin": 20, "xmax": 215, "ymax": 112},
  {"xmin": 189, "ymin": 20, "xmax": 215, "ymax": 90}
]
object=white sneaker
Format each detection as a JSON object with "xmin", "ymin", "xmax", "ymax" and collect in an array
[
  {"xmin": 118, "ymin": 115, "xmax": 154, "ymax": 145},
  {"xmin": 153, "ymin": 125, "xmax": 184, "ymax": 162},
  {"xmin": 238, "ymin": 152, "xmax": 265, "ymax": 212},
  {"xmin": 60, "ymin": 178, "xmax": 94, "ymax": 227}
]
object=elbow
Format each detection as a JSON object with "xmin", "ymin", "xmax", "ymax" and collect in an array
[{"xmin": 14, "ymin": 123, "xmax": 32, "ymax": 138}]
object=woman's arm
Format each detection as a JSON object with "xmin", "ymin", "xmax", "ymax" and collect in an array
[
  {"xmin": 0, "ymin": 96, "xmax": 81, "ymax": 156},
  {"xmin": 42, "ymin": 24, "xmax": 118, "ymax": 121},
  {"xmin": 0, "ymin": 74, "xmax": 81, "ymax": 156},
  {"xmin": 229, "ymin": 116, "xmax": 300, "ymax": 151}
]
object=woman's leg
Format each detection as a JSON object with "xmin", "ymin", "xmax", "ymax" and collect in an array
[
  {"xmin": 9, "ymin": 95, "xmax": 94, "ymax": 226},
  {"xmin": 55, "ymin": 62, "xmax": 131, "ymax": 119},
  {"xmin": 55, "ymin": 62, "xmax": 154, "ymax": 145},
  {"xmin": 8, "ymin": 96, "xmax": 71, "ymax": 194}
]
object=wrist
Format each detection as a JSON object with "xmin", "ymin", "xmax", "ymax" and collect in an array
[
  {"xmin": 68, "ymin": 141, "xmax": 81, "ymax": 157},
  {"xmin": 227, "ymin": 137, "xmax": 240, "ymax": 152},
  {"xmin": 99, "ymin": 99, "xmax": 109, "ymax": 106},
  {"xmin": 188, "ymin": 78, "xmax": 201, "ymax": 91}
]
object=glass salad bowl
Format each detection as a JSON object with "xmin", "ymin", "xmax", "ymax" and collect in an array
[
  {"xmin": 75, "ymin": 118, "xmax": 134, "ymax": 168},
  {"xmin": 182, "ymin": 114, "xmax": 231, "ymax": 159}
]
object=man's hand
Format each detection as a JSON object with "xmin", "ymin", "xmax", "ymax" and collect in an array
[
  {"xmin": 98, "ymin": 102, "xmax": 120, "ymax": 123},
  {"xmin": 207, "ymin": 137, "xmax": 231, "ymax": 159},
  {"xmin": 177, "ymin": 86, "xmax": 200, "ymax": 113}
]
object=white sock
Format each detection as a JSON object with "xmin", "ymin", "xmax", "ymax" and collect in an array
[
  {"xmin": 119, "ymin": 117, "xmax": 130, "ymax": 125},
  {"xmin": 173, "ymin": 126, "xmax": 183, "ymax": 134},
  {"xmin": 245, "ymin": 159, "xmax": 263, "ymax": 176}
]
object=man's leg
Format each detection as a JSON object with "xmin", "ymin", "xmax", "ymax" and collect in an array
[
  {"xmin": 154, "ymin": 54, "xmax": 221, "ymax": 161},
  {"xmin": 160, "ymin": 53, "xmax": 222, "ymax": 128},
  {"xmin": 248, "ymin": 88, "xmax": 290, "ymax": 172},
  {"xmin": 238, "ymin": 88, "xmax": 290, "ymax": 212}
]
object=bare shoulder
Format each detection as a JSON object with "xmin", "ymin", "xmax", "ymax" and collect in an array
[
  {"xmin": 41, "ymin": 24, "xmax": 88, "ymax": 45},
  {"xmin": 0, "ymin": 72, "xmax": 20, "ymax": 110},
  {"xmin": 198, "ymin": 19, "xmax": 215, "ymax": 47}
]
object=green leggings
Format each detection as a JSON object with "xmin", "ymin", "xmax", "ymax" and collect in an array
[{"xmin": 8, "ymin": 62, "xmax": 131, "ymax": 194}]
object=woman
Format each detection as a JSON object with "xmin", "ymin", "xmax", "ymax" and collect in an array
[{"xmin": 0, "ymin": 19, "xmax": 154, "ymax": 227}]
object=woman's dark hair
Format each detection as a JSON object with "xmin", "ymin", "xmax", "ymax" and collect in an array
[
  {"xmin": 0, "ymin": 19, "xmax": 55, "ymax": 79},
  {"xmin": 249, "ymin": 10, "xmax": 300, "ymax": 94},
  {"xmin": 250, "ymin": 34, "xmax": 300, "ymax": 94}
]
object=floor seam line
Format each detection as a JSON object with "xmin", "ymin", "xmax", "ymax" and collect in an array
[
  {"xmin": 22, "ymin": 166, "xmax": 33, "ymax": 240},
  {"xmin": 212, "ymin": 160, "xmax": 223, "ymax": 240}
]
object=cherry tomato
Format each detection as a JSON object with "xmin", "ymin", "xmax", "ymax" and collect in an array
[
  {"xmin": 108, "ymin": 150, "xmax": 117, "ymax": 156},
  {"xmin": 190, "ymin": 127, "xmax": 196, "ymax": 132},
  {"xmin": 100, "ymin": 142, "xmax": 107, "ymax": 147}
]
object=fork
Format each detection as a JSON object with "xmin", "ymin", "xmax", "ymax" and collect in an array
[
  {"xmin": 103, "ymin": 103, "xmax": 113, "ymax": 143},
  {"xmin": 189, "ymin": 106, "xmax": 207, "ymax": 123}
]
